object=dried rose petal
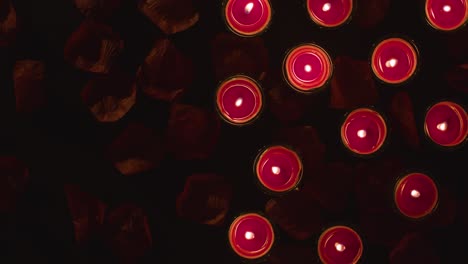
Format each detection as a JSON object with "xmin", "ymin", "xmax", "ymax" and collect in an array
[
  {"xmin": 136, "ymin": 38, "xmax": 193, "ymax": 102},
  {"xmin": 64, "ymin": 19, "xmax": 123, "ymax": 74},
  {"xmin": 390, "ymin": 233, "xmax": 441, "ymax": 264},
  {"xmin": 166, "ymin": 103, "xmax": 220, "ymax": 160},
  {"xmin": 104, "ymin": 204, "xmax": 152, "ymax": 262},
  {"xmin": 106, "ymin": 122, "xmax": 165, "ymax": 176},
  {"xmin": 176, "ymin": 174, "xmax": 232, "ymax": 226},
  {"xmin": 64, "ymin": 184, "xmax": 107, "ymax": 245},
  {"xmin": 13, "ymin": 60, "xmax": 47, "ymax": 113},
  {"xmin": 445, "ymin": 64, "xmax": 468, "ymax": 94},
  {"xmin": 310, "ymin": 162, "xmax": 354, "ymax": 214},
  {"xmin": 273, "ymin": 126, "xmax": 326, "ymax": 178},
  {"xmin": 353, "ymin": 0, "xmax": 390, "ymax": 29},
  {"xmin": 74, "ymin": 0, "xmax": 122, "ymax": 19},
  {"xmin": 211, "ymin": 33, "xmax": 268, "ymax": 82},
  {"xmin": 0, "ymin": 0, "xmax": 17, "ymax": 47},
  {"xmin": 389, "ymin": 91, "xmax": 420, "ymax": 149},
  {"xmin": 138, "ymin": 0, "xmax": 199, "ymax": 35},
  {"xmin": 330, "ymin": 56, "xmax": 379, "ymax": 110},
  {"xmin": 265, "ymin": 182, "xmax": 323, "ymax": 240},
  {"xmin": 267, "ymin": 244, "xmax": 317, "ymax": 264},
  {"xmin": 81, "ymin": 72, "xmax": 136, "ymax": 122},
  {"xmin": 0, "ymin": 156, "xmax": 28, "ymax": 213}
]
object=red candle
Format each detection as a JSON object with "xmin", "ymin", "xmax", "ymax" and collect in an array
[
  {"xmin": 394, "ymin": 173, "xmax": 438, "ymax": 219},
  {"xmin": 283, "ymin": 44, "xmax": 333, "ymax": 92},
  {"xmin": 318, "ymin": 225, "xmax": 363, "ymax": 264},
  {"xmin": 216, "ymin": 75, "xmax": 263, "ymax": 125},
  {"xmin": 307, "ymin": 0, "xmax": 353, "ymax": 28},
  {"xmin": 424, "ymin": 101, "xmax": 468, "ymax": 147},
  {"xmin": 254, "ymin": 145, "xmax": 303, "ymax": 194},
  {"xmin": 228, "ymin": 213, "xmax": 275, "ymax": 260},
  {"xmin": 371, "ymin": 38, "xmax": 418, "ymax": 85},
  {"xmin": 425, "ymin": 0, "xmax": 468, "ymax": 31},
  {"xmin": 341, "ymin": 108, "xmax": 387, "ymax": 155},
  {"xmin": 224, "ymin": 0, "xmax": 272, "ymax": 36}
]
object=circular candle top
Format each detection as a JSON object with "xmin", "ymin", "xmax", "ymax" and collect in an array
[
  {"xmin": 371, "ymin": 38, "xmax": 418, "ymax": 84},
  {"xmin": 425, "ymin": 0, "xmax": 468, "ymax": 31},
  {"xmin": 255, "ymin": 145, "xmax": 303, "ymax": 193},
  {"xmin": 424, "ymin": 101, "xmax": 468, "ymax": 147},
  {"xmin": 394, "ymin": 173, "xmax": 438, "ymax": 219},
  {"xmin": 318, "ymin": 226, "xmax": 363, "ymax": 264},
  {"xmin": 228, "ymin": 213, "xmax": 275, "ymax": 260},
  {"xmin": 216, "ymin": 76, "xmax": 263, "ymax": 125},
  {"xmin": 283, "ymin": 44, "xmax": 333, "ymax": 92},
  {"xmin": 341, "ymin": 108, "xmax": 387, "ymax": 155},
  {"xmin": 225, "ymin": 0, "xmax": 272, "ymax": 36},
  {"xmin": 307, "ymin": 0, "xmax": 353, "ymax": 27}
]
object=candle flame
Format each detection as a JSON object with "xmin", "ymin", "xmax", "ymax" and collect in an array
[
  {"xmin": 271, "ymin": 166, "xmax": 281, "ymax": 175},
  {"xmin": 411, "ymin": 189, "xmax": 420, "ymax": 198},
  {"xmin": 385, "ymin": 58, "xmax": 398, "ymax": 68},
  {"xmin": 335, "ymin": 242, "xmax": 346, "ymax": 252},
  {"xmin": 235, "ymin": 97, "xmax": 243, "ymax": 107},
  {"xmin": 443, "ymin": 5, "xmax": 451, "ymax": 12},
  {"xmin": 437, "ymin": 121, "xmax": 447, "ymax": 131},
  {"xmin": 322, "ymin": 3, "xmax": 331, "ymax": 12},
  {"xmin": 245, "ymin": 231, "xmax": 255, "ymax": 240},
  {"xmin": 245, "ymin": 2, "xmax": 254, "ymax": 14},
  {"xmin": 304, "ymin": 64, "xmax": 312, "ymax": 73},
  {"xmin": 357, "ymin": 129, "xmax": 367, "ymax": 138}
]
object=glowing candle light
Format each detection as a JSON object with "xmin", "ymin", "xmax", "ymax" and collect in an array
[
  {"xmin": 425, "ymin": 0, "xmax": 468, "ymax": 31},
  {"xmin": 424, "ymin": 101, "xmax": 467, "ymax": 147},
  {"xmin": 224, "ymin": 0, "xmax": 272, "ymax": 36},
  {"xmin": 318, "ymin": 226, "xmax": 363, "ymax": 264}
]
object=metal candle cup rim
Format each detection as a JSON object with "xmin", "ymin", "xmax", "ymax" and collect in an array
[
  {"xmin": 224, "ymin": 0, "xmax": 273, "ymax": 37},
  {"xmin": 317, "ymin": 225, "xmax": 363, "ymax": 264}
]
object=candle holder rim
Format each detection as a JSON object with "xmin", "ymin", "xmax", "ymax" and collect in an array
[
  {"xmin": 304, "ymin": 0, "xmax": 356, "ymax": 29},
  {"xmin": 423, "ymin": 0, "xmax": 468, "ymax": 32},
  {"xmin": 222, "ymin": 0, "xmax": 274, "ymax": 38},
  {"xmin": 316, "ymin": 224, "xmax": 364, "ymax": 264}
]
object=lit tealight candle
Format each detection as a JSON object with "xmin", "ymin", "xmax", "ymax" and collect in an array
[
  {"xmin": 254, "ymin": 145, "xmax": 303, "ymax": 194},
  {"xmin": 394, "ymin": 173, "xmax": 438, "ymax": 219},
  {"xmin": 424, "ymin": 101, "xmax": 468, "ymax": 147},
  {"xmin": 371, "ymin": 38, "xmax": 418, "ymax": 84},
  {"xmin": 224, "ymin": 0, "xmax": 272, "ymax": 36},
  {"xmin": 216, "ymin": 75, "xmax": 263, "ymax": 125},
  {"xmin": 307, "ymin": 0, "xmax": 353, "ymax": 27},
  {"xmin": 318, "ymin": 226, "xmax": 363, "ymax": 264},
  {"xmin": 283, "ymin": 44, "xmax": 333, "ymax": 92},
  {"xmin": 228, "ymin": 213, "xmax": 275, "ymax": 260},
  {"xmin": 341, "ymin": 108, "xmax": 387, "ymax": 155},
  {"xmin": 425, "ymin": 0, "xmax": 468, "ymax": 31}
]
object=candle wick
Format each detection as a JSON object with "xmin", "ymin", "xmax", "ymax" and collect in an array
[
  {"xmin": 304, "ymin": 64, "xmax": 312, "ymax": 73},
  {"xmin": 357, "ymin": 129, "xmax": 367, "ymax": 138},
  {"xmin": 335, "ymin": 242, "xmax": 346, "ymax": 252},
  {"xmin": 411, "ymin": 189, "xmax": 420, "ymax": 198},
  {"xmin": 271, "ymin": 166, "xmax": 281, "ymax": 175},
  {"xmin": 436, "ymin": 121, "xmax": 447, "ymax": 131},
  {"xmin": 244, "ymin": 2, "xmax": 254, "ymax": 14},
  {"xmin": 443, "ymin": 5, "xmax": 451, "ymax": 12},
  {"xmin": 235, "ymin": 97, "xmax": 243, "ymax": 107},
  {"xmin": 245, "ymin": 231, "xmax": 255, "ymax": 240},
  {"xmin": 385, "ymin": 58, "xmax": 398, "ymax": 68},
  {"xmin": 322, "ymin": 3, "xmax": 331, "ymax": 12}
]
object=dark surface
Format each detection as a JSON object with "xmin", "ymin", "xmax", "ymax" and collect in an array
[{"xmin": 1, "ymin": 0, "xmax": 467, "ymax": 263}]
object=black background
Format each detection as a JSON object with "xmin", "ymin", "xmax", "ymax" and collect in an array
[{"xmin": 1, "ymin": 0, "xmax": 467, "ymax": 263}]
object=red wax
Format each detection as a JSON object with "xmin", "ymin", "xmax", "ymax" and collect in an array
[
  {"xmin": 228, "ymin": 213, "xmax": 275, "ymax": 260},
  {"xmin": 424, "ymin": 101, "xmax": 468, "ymax": 147},
  {"xmin": 225, "ymin": 0, "xmax": 272, "ymax": 36},
  {"xmin": 216, "ymin": 76, "xmax": 263, "ymax": 125},
  {"xmin": 283, "ymin": 44, "xmax": 333, "ymax": 92},
  {"xmin": 425, "ymin": 0, "xmax": 468, "ymax": 31},
  {"xmin": 341, "ymin": 108, "xmax": 387, "ymax": 155},
  {"xmin": 371, "ymin": 38, "xmax": 418, "ymax": 84},
  {"xmin": 394, "ymin": 173, "xmax": 438, "ymax": 219},
  {"xmin": 318, "ymin": 226, "xmax": 363, "ymax": 264},
  {"xmin": 255, "ymin": 145, "xmax": 303, "ymax": 193},
  {"xmin": 307, "ymin": 0, "xmax": 353, "ymax": 27}
]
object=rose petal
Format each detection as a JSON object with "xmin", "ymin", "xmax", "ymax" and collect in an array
[
  {"xmin": 0, "ymin": 156, "xmax": 29, "ymax": 213},
  {"xmin": 445, "ymin": 64, "xmax": 468, "ymax": 94},
  {"xmin": 353, "ymin": 0, "xmax": 391, "ymax": 29},
  {"xmin": 0, "ymin": 0, "xmax": 17, "ymax": 47},
  {"xmin": 390, "ymin": 232, "xmax": 441, "ymax": 264},
  {"xmin": 389, "ymin": 91, "xmax": 420, "ymax": 149},
  {"xmin": 13, "ymin": 60, "xmax": 47, "ymax": 113},
  {"xmin": 74, "ymin": 0, "xmax": 122, "ymax": 19}
]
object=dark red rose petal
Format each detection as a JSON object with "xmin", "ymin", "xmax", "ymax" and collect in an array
[
  {"xmin": 445, "ymin": 28, "xmax": 468, "ymax": 61},
  {"xmin": 330, "ymin": 56, "xmax": 379, "ymax": 110},
  {"xmin": 138, "ymin": 0, "xmax": 199, "ymax": 35},
  {"xmin": 64, "ymin": 19, "xmax": 123, "ymax": 74},
  {"xmin": 74, "ymin": 0, "xmax": 122, "ymax": 20},
  {"xmin": 389, "ymin": 91, "xmax": 420, "ymax": 149},
  {"xmin": 166, "ymin": 103, "xmax": 220, "ymax": 161},
  {"xmin": 353, "ymin": 0, "xmax": 391, "ymax": 29},
  {"xmin": 13, "ymin": 60, "xmax": 47, "ymax": 113},
  {"xmin": 64, "ymin": 184, "xmax": 107, "ymax": 245},
  {"xmin": 176, "ymin": 174, "xmax": 232, "ymax": 226},
  {"xmin": 423, "ymin": 188, "xmax": 456, "ymax": 228},
  {"xmin": 390, "ymin": 233, "xmax": 441, "ymax": 264},
  {"xmin": 137, "ymin": 38, "xmax": 193, "ymax": 102},
  {"xmin": 0, "ymin": 0, "xmax": 17, "ymax": 47},
  {"xmin": 445, "ymin": 64, "xmax": 468, "ymax": 94},
  {"xmin": 106, "ymin": 122, "xmax": 165, "ymax": 176},
  {"xmin": 211, "ymin": 33, "xmax": 269, "ymax": 82},
  {"xmin": 0, "ymin": 157, "xmax": 29, "ymax": 213},
  {"xmin": 81, "ymin": 72, "xmax": 136, "ymax": 122},
  {"xmin": 104, "ymin": 203, "xmax": 152, "ymax": 263},
  {"xmin": 267, "ymin": 244, "xmax": 318, "ymax": 264}
]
